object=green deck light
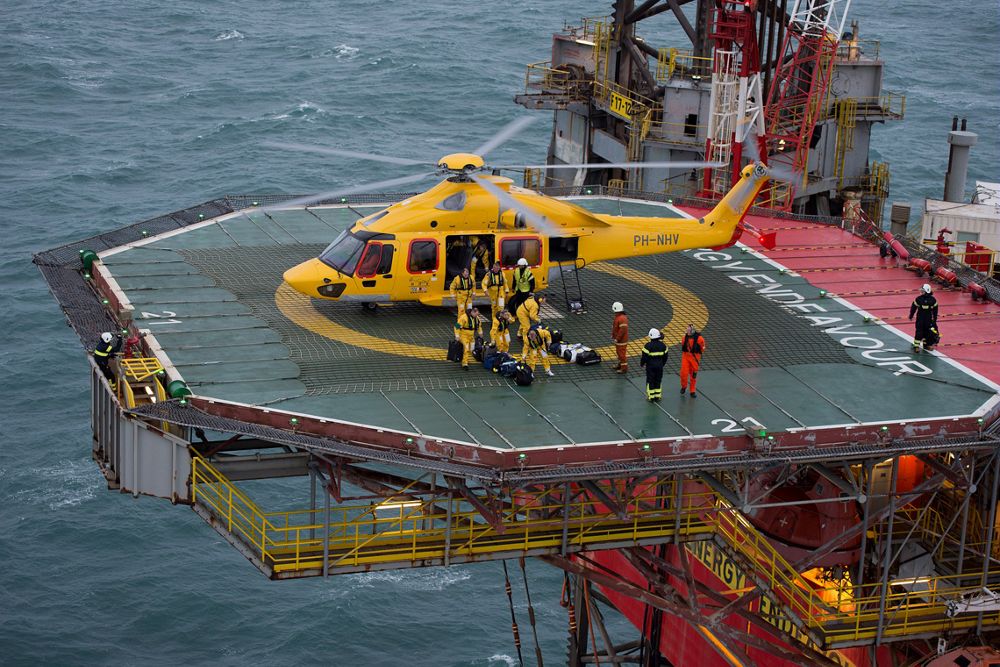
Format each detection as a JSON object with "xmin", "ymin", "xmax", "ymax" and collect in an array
[
  {"xmin": 83, "ymin": 272, "xmax": 91, "ymax": 280},
  {"xmin": 179, "ymin": 398, "xmax": 188, "ymax": 406},
  {"xmin": 667, "ymin": 198, "xmax": 673, "ymax": 204},
  {"xmin": 978, "ymin": 418, "xmax": 984, "ymax": 425},
  {"xmin": 405, "ymin": 437, "xmax": 414, "ymax": 444},
  {"xmin": 198, "ymin": 213, "xmax": 205, "ymax": 219},
  {"xmin": 157, "ymin": 369, "xmax": 166, "ymax": 376},
  {"xmin": 881, "ymin": 426, "xmax": 889, "ymax": 432},
  {"xmin": 863, "ymin": 315, "xmax": 872, "ymax": 323},
  {"xmin": 819, "ymin": 290, "xmax": 827, "ymax": 298},
  {"xmin": 757, "ymin": 428, "xmax": 767, "ymax": 438},
  {"xmin": 518, "ymin": 453, "xmax": 527, "ymax": 460},
  {"xmin": 290, "ymin": 417, "xmax": 299, "ymax": 426},
  {"xmin": 778, "ymin": 268, "xmax": 787, "ymax": 274},
  {"xmin": 585, "ymin": 188, "xmax": 593, "ymax": 195},
  {"xmin": 101, "ymin": 298, "xmax": 109, "ymax": 305},
  {"xmin": 340, "ymin": 197, "xmax": 348, "ymax": 203},
  {"xmin": 252, "ymin": 201, "xmax": 259, "ymax": 206},
  {"xmin": 141, "ymin": 230, "xmax": 149, "ymax": 237},
  {"xmin": 120, "ymin": 328, "xmax": 129, "ymax": 335},
  {"xmin": 642, "ymin": 444, "xmax": 652, "ymax": 451}
]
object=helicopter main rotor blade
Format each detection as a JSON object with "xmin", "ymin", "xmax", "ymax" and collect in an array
[
  {"xmin": 494, "ymin": 160, "xmax": 726, "ymax": 171},
  {"xmin": 258, "ymin": 171, "xmax": 438, "ymax": 212},
  {"xmin": 262, "ymin": 141, "xmax": 430, "ymax": 166},
  {"xmin": 469, "ymin": 174, "xmax": 562, "ymax": 238},
  {"xmin": 473, "ymin": 117, "xmax": 536, "ymax": 157}
]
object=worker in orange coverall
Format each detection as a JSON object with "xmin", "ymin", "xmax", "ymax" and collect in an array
[
  {"xmin": 610, "ymin": 301, "xmax": 629, "ymax": 374},
  {"xmin": 679, "ymin": 324, "xmax": 706, "ymax": 398}
]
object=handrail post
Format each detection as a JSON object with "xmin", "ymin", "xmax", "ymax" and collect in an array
[
  {"xmin": 560, "ymin": 482, "xmax": 571, "ymax": 556},
  {"xmin": 444, "ymin": 491, "xmax": 453, "ymax": 566},
  {"xmin": 323, "ymin": 479, "xmax": 330, "ymax": 578}
]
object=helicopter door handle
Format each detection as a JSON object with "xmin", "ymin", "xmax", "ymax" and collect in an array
[{"xmin": 382, "ymin": 274, "xmax": 392, "ymax": 278}]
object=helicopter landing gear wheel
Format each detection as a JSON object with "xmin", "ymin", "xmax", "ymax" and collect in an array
[{"xmin": 362, "ymin": 302, "xmax": 378, "ymax": 312}]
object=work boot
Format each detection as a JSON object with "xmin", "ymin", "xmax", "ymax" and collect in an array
[
  {"xmin": 680, "ymin": 387, "xmax": 686, "ymax": 395},
  {"xmin": 690, "ymin": 392, "xmax": 697, "ymax": 398},
  {"xmin": 616, "ymin": 365, "xmax": 628, "ymax": 374},
  {"xmin": 545, "ymin": 369, "xmax": 555, "ymax": 377},
  {"xmin": 463, "ymin": 366, "xmax": 469, "ymax": 371}
]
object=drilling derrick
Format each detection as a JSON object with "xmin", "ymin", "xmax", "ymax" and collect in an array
[
  {"xmin": 701, "ymin": 1, "xmax": 766, "ymax": 199},
  {"xmin": 760, "ymin": 0, "xmax": 850, "ymax": 210}
]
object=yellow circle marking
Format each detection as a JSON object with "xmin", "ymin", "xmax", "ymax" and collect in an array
[{"xmin": 275, "ymin": 263, "xmax": 708, "ymax": 362}]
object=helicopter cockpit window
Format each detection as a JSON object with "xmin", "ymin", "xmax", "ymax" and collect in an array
[
  {"xmin": 319, "ymin": 230, "xmax": 366, "ymax": 275},
  {"xmin": 356, "ymin": 243, "xmax": 383, "ymax": 278},
  {"xmin": 435, "ymin": 191, "xmax": 466, "ymax": 211},
  {"xmin": 408, "ymin": 240, "xmax": 438, "ymax": 273}
]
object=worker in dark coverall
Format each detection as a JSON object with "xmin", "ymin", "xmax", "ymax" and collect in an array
[
  {"xmin": 680, "ymin": 324, "xmax": 706, "ymax": 398},
  {"xmin": 611, "ymin": 301, "xmax": 629, "ymax": 374},
  {"xmin": 93, "ymin": 331, "xmax": 120, "ymax": 387},
  {"xmin": 640, "ymin": 328, "xmax": 667, "ymax": 402},
  {"xmin": 908, "ymin": 283, "xmax": 939, "ymax": 352}
]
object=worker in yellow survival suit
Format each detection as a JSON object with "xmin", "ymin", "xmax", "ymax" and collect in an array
[
  {"xmin": 469, "ymin": 237, "xmax": 492, "ymax": 279},
  {"xmin": 516, "ymin": 293, "xmax": 545, "ymax": 348},
  {"xmin": 481, "ymin": 261, "xmax": 508, "ymax": 313},
  {"xmin": 449, "ymin": 266, "xmax": 475, "ymax": 315},
  {"xmin": 491, "ymin": 309, "xmax": 514, "ymax": 353},
  {"xmin": 454, "ymin": 306, "xmax": 483, "ymax": 371},
  {"xmin": 522, "ymin": 327, "xmax": 555, "ymax": 377}
]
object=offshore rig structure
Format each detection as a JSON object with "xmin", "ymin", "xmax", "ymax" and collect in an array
[{"xmin": 36, "ymin": 1, "xmax": 1000, "ymax": 665}]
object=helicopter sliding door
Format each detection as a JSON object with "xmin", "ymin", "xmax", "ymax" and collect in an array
[{"xmin": 499, "ymin": 235, "xmax": 545, "ymax": 290}]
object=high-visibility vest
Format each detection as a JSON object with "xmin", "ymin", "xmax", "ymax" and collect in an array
[
  {"xmin": 94, "ymin": 342, "xmax": 113, "ymax": 358},
  {"xmin": 512, "ymin": 267, "xmax": 534, "ymax": 293}
]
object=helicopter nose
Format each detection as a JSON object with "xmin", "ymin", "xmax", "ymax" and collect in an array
[{"xmin": 283, "ymin": 259, "xmax": 346, "ymax": 299}]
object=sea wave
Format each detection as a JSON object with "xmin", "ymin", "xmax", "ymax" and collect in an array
[{"xmin": 214, "ymin": 29, "xmax": 245, "ymax": 41}]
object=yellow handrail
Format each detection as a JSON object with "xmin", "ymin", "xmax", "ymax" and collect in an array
[{"xmin": 190, "ymin": 456, "xmax": 1000, "ymax": 648}]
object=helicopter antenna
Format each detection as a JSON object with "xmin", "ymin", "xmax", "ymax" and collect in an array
[
  {"xmin": 256, "ymin": 171, "xmax": 437, "ymax": 213},
  {"xmin": 469, "ymin": 173, "xmax": 563, "ymax": 238},
  {"xmin": 473, "ymin": 117, "xmax": 536, "ymax": 157}
]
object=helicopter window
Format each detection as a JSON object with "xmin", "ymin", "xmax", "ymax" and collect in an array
[
  {"xmin": 376, "ymin": 245, "xmax": 394, "ymax": 274},
  {"xmin": 435, "ymin": 191, "xmax": 467, "ymax": 211},
  {"xmin": 500, "ymin": 237, "xmax": 541, "ymax": 268},
  {"xmin": 319, "ymin": 230, "xmax": 367, "ymax": 275},
  {"xmin": 356, "ymin": 243, "xmax": 383, "ymax": 278},
  {"xmin": 408, "ymin": 239, "xmax": 438, "ymax": 274}
]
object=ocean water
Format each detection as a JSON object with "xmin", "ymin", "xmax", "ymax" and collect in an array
[{"xmin": 2, "ymin": 1, "xmax": 997, "ymax": 664}]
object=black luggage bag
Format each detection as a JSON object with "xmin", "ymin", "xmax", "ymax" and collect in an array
[{"xmin": 447, "ymin": 340, "xmax": 464, "ymax": 362}]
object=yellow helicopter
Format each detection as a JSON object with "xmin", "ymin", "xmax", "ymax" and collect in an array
[{"xmin": 267, "ymin": 119, "xmax": 774, "ymax": 309}]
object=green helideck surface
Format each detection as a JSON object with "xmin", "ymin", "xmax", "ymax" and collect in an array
[{"xmin": 100, "ymin": 200, "xmax": 999, "ymax": 449}]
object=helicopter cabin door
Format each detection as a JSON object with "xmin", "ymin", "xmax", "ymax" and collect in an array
[
  {"xmin": 444, "ymin": 235, "xmax": 494, "ymax": 285},
  {"xmin": 405, "ymin": 238, "xmax": 440, "ymax": 302},
  {"xmin": 354, "ymin": 239, "xmax": 398, "ymax": 300}
]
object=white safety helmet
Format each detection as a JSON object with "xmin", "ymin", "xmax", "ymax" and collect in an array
[
  {"xmin": 922, "ymin": 283, "xmax": 932, "ymax": 294},
  {"xmin": 648, "ymin": 328, "xmax": 661, "ymax": 339},
  {"xmin": 101, "ymin": 332, "xmax": 114, "ymax": 343},
  {"xmin": 612, "ymin": 301, "xmax": 624, "ymax": 313},
  {"xmin": 517, "ymin": 258, "xmax": 528, "ymax": 267}
]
